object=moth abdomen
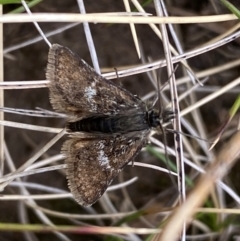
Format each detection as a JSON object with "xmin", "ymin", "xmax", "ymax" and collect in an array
[
  {"xmin": 67, "ymin": 116, "xmax": 114, "ymax": 133},
  {"xmin": 67, "ymin": 114, "xmax": 151, "ymax": 134}
]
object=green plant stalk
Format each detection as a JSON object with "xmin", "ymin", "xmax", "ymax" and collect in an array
[
  {"xmin": 230, "ymin": 95, "xmax": 240, "ymax": 118},
  {"xmin": 8, "ymin": 0, "xmax": 42, "ymax": 14},
  {"xmin": 146, "ymin": 145, "xmax": 193, "ymax": 186},
  {"xmin": 0, "ymin": 0, "xmax": 22, "ymax": 4},
  {"xmin": 220, "ymin": 0, "xmax": 240, "ymax": 19}
]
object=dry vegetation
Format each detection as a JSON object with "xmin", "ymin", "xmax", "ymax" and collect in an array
[{"xmin": 0, "ymin": 0, "xmax": 240, "ymax": 241}]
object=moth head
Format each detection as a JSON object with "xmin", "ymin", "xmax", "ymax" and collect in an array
[{"xmin": 147, "ymin": 108, "xmax": 174, "ymax": 128}]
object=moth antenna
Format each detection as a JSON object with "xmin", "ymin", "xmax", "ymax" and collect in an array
[{"xmin": 166, "ymin": 128, "xmax": 212, "ymax": 143}]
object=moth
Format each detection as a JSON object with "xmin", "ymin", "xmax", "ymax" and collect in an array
[{"xmin": 46, "ymin": 44, "xmax": 172, "ymax": 206}]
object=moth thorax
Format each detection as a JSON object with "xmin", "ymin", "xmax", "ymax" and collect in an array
[{"xmin": 147, "ymin": 110, "xmax": 160, "ymax": 128}]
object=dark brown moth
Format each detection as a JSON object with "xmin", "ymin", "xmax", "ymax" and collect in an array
[{"xmin": 46, "ymin": 44, "xmax": 172, "ymax": 206}]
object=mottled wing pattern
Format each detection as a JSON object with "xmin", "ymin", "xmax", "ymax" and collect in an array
[
  {"xmin": 63, "ymin": 132, "xmax": 148, "ymax": 206},
  {"xmin": 46, "ymin": 44, "xmax": 145, "ymax": 118}
]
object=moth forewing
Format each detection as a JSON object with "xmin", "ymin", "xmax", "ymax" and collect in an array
[{"xmin": 46, "ymin": 44, "xmax": 146, "ymax": 117}]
